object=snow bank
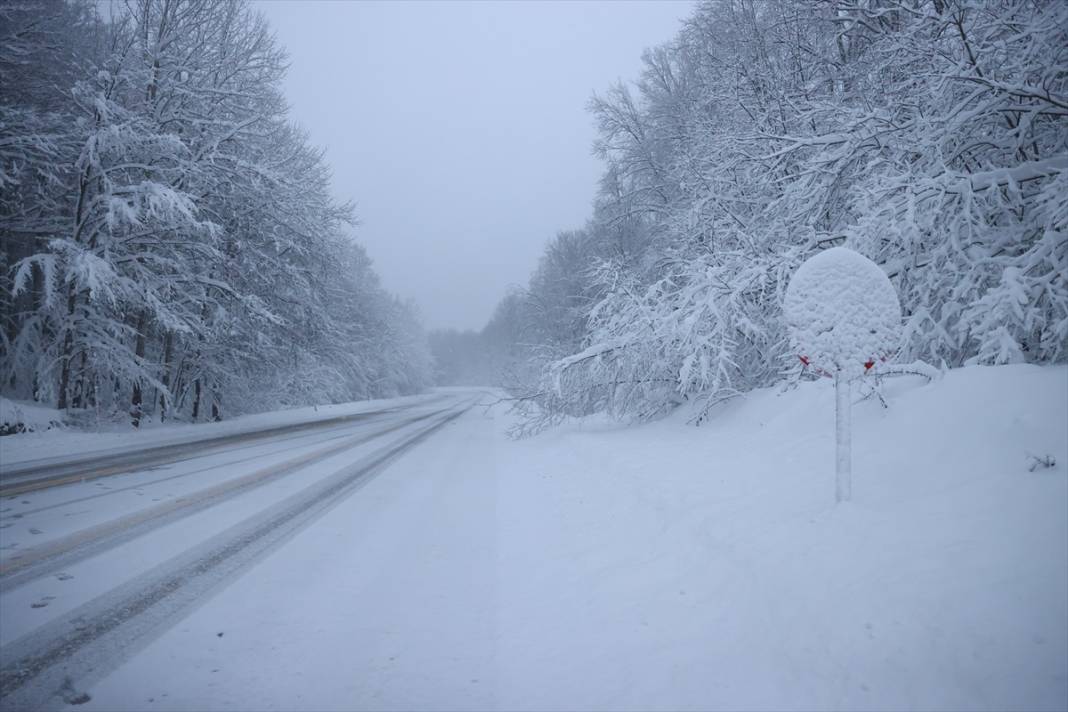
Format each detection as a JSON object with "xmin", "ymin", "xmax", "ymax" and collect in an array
[
  {"xmin": 0, "ymin": 397, "xmax": 65, "ymax": 436},
  {"xmin": 785, "ymin": 246, "xmax": 901, "ymax": 377},
  {"xmin": 496, "ymin": 363, "xmax": 1066, "ymax": 710}
]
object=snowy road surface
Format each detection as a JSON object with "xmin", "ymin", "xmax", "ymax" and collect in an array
[
  {"xmin": 0, "ymin": 392, "xmax": 479, "ymax": 709},
  {"xmin": 0, "ymin": 393, "xmax": 455, "ymax": 497},
  {"xmin": 1, "ymin": 368, "xmax": 1066, "ymax": 711}
]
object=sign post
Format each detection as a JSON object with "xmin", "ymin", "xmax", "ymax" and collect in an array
[
  {"xmin": 784, "ymin": 247, "xmax": 901, "ymax": 503},
  {"xmin": 835, "ymin": 369, "xmax": 851, "ymax": 502}
]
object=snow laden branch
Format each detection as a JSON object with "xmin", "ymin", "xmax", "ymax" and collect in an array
[
  {"xmin": 1, "ymin": 0, "xmax": 433, "ymax": 425},
  {"xmin": 489, "ymin": 0, "xmax": 1067, "ymax": 434}
]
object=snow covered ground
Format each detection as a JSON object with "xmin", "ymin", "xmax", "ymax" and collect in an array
[
  {"xmin": 47, "ymin": 364, "xmax": 1066, "ymax": 711},
  {"xmin": 0, "ymin": 398, "xmax": 66, "ymax": 436},
  {"xmin": 488, "ymin": 364, "xmax": 1066, "ymax": 711}
]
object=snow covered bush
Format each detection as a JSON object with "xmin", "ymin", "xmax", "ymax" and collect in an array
[{"xmin": 0, "ymin": 397, "xmax": 65, "ymax": 436}]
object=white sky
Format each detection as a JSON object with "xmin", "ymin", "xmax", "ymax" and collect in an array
[{"xmin": 256, "ymin": 0, "xmax": 693, "ymax": 331}]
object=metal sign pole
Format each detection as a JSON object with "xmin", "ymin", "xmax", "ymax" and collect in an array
[{"xmin": 835, "ymin": 369, "xmax": 852, "ymax": 503}]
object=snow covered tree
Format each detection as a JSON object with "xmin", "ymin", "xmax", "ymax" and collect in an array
[
  {"xmin": 1, "ymin": 0, "xmax": 434, "ymax": 424},
  {"xmin": 502, "ymin": 0, "xmax": 1067, "ymax": 433}
]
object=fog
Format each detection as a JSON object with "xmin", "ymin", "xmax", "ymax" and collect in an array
[{"xmin": 255, "ymin": 0, "xmax": 692, "ymax": 331}]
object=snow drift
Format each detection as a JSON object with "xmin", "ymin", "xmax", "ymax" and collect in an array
[{"xmin": 495, "ymin": 363, "xmax": 1067, "ymax": 710}]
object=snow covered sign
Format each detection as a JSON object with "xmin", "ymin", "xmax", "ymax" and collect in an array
[{"xmin": 784, "ymin": 246, "xmax": 901, "ymax": 503}]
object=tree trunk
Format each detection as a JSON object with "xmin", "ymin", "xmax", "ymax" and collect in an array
[
  {"xmin": 56, "ymin": 285, "xmax": 78, "ymax": 410},
  {"xmin": 57, "ymin": 329, "xmax": 73, "ymax": 411},
  {"xmin": 172, "ymin": 357, "xmax": 187, "ymax": 414},
  {"xmin": 130, "ymin": 310, "xmax": 147, "ymax": 428},
  {"xmin": 158, "ymin": 330, "xmax": 174, "ymax": 421},
  {"xmin": 71, "ymin": 350, "xmax": 89, "ymax": 409},
  {"xmin": 211, "ymin": 383, "xmax": 221, "ymax": 422}
]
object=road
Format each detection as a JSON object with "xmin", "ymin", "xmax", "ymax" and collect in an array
[
  {"xmin": 0, "ymin": 391, "xmax": 481, "ymax": 710},
  {"xmin": 0, "ymin": 393, "xmax": 456, "ymax": 497}
]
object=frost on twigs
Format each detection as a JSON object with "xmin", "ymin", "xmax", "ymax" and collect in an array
[{"xmin": 784, "ymin": 247, "xmax": 902, "ymax": 380}]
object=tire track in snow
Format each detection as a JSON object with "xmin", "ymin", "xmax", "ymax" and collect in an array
[
  {"xmin": 0, "ymin": 401, "xmax": 472, "ymax": 710},
  {"xmin": 4, "ymin": 412, "xmax": 434, "ymax": 520},
  {"xmin": 0, "ymin": 394, "xmax": 451, "ymax": 497},
  {"xmin": 0, "ymin": 406, "xmax": 452, "ymax": 591}
]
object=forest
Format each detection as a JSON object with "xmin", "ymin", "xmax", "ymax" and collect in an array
[
  {"xmin": 4, "ymin": 0, "xmax": 1066, "ymax": 432},
  {"xmin": 432, "ymin": 0, "xmax": 1068, "ymax": 431},
  {"xmin": 1, "ymin": 0, "xmax": 433, "ymax": 427}
]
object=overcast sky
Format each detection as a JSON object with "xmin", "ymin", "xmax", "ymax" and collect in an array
[{"xmin": 255, "ymin": 0, "xmax": 693, "ymax": 331}]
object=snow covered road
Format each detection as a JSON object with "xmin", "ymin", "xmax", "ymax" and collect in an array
[
  {"xmin": 0, "ymin": 393, "xmax": 455, "ymax": 497},
  {"xmin": 78, "ymin": 392, "xmax": 505, "ymax": 712},
  {"xmin": 0, "ymin": 393, "xmax": 480, "ymax": 709}
]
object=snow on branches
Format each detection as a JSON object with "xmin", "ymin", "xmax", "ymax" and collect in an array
[
  {"xmin": 495, "ymin": 0, "xmax": 1067, "ymax": 433},
  {"xmin": 0, "ymin": 0, "xmax": 433, "ymax": 424}
]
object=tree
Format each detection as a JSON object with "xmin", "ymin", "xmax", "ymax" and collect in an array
[
  {"xmin": 1, "ymin": 0, "xmax": 434, "ymax": 425},
  {"xmin": 499, "ymin": 0, "xmax": 1067, "ymax": 433}
]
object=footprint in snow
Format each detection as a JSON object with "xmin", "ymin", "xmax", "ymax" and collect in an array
[
  {"xmin": 31, "ymin": 596, "xmax": 55, "ymax": 609},
  {"xmin": 57, "ymin": 572, "xmax": 74, "ymax": 581},
  {"xmin": 29, "ymin": 527, "xmax": 42, "ymax": 535},
  {"xmin": 59, "ymin": 677, "xmax": 91, "ymax": 705}
]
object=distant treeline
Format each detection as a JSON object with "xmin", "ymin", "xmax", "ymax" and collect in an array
[
  {"xmin": 442, "ymin": 0, "xmax": 1066, "ymax": 431},
  {"xmin": 1, "ymin": 0, "xmax": 432, "ymax": 425}
]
